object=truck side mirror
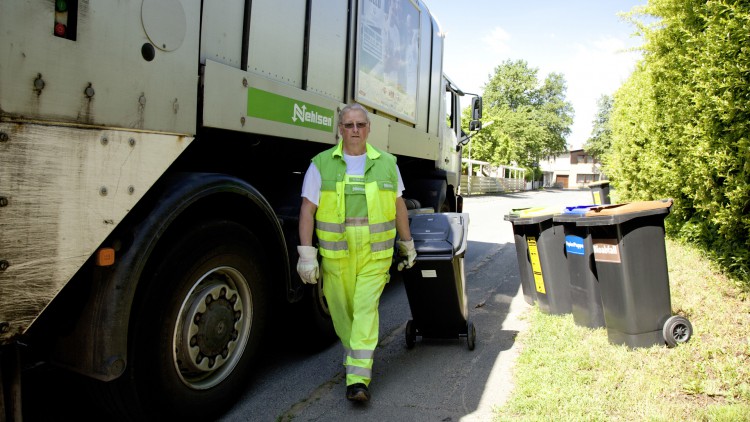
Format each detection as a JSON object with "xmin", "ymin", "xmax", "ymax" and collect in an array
[
  {"xmin": 470, "ymin": 96, "xmax": 482, "ymax": 131},
  {"xmin": 471, "ymin": 96, "xmax": 482, "ymax": 120}
]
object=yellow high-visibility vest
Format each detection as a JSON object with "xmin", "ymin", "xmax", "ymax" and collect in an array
[{"xmin": 312, "ymin": 142, "xmax": 398, "ymax": 259}]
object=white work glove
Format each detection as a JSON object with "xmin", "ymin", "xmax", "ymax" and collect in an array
[
  {"xmin": 396, "ymin": 239, "xmax": 417, "ymax": 271},
  {"xmin": 297, "ymin": 246, "xmax": 319, "ymax": 284}
]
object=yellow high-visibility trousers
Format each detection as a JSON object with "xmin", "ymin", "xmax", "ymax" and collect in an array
[{"xmin": 321, "ymin": 224, "xmax": 391, "ymax": 387}]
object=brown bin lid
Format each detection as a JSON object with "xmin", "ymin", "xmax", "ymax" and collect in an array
[{"xmin": 585, "ymin": 199, "xmax": 673, "ymax": 216}]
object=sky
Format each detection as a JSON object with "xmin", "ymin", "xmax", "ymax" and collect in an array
[{"xmin": 424, "ymin": 0, "xmax": 646, "ymax": 150}]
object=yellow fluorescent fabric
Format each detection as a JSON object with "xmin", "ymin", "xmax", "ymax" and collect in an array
[
  {"xmin": 313, "ymin": 142, "xmax": 398, "ymax": 260},
  {"xmin": 322, "ymin": 224, "xmax": 390, "ymax": 386}
]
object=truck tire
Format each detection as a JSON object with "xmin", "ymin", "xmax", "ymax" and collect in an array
[
  {"xmin": 311, "ymin": 273, "xmax": 337, "ymax": 339},
  {"xmin": 284, "ymin": 264, "xmax": 337, "ymax": 352},
  {"xmin": 407, "ymin": 178, "xmax": 448, "ymax": 212},
  {"xmin": 129, "ymin": 219, "xmax": 268, "ymax": 419}
]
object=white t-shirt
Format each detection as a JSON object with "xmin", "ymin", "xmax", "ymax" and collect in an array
[{"xmin": 301, "ymin": 153, "xmax": 404, "ymax": 206}]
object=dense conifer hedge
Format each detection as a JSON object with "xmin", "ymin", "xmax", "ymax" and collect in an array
[{"xmin": 607, "ymin": 0, "xmax": 749, "ymax": 287}]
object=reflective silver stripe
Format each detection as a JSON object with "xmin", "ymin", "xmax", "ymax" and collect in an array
[
  {"xmin": 371, "ymin": 239, "xmax": 394, "ymax": 252},
  {"xmin": 316, "ymin": 221, "xmax": 345, "ymax": 233},
  {"xmin": 348, "ymin": 177, "xmax": 365, "ymax": 183},
  {"xmin": 346, "ymin": 365, "xmax": 372, "ymax": 378},
  {"xmin": 345, "ymin": 217, "xmax": 369, "ymax": 226},
  {"xmin": 319, "ymin": 239, "xmax": 348, "ymax": 251},
  {"xmin": 349, "ymin": 349, "xmax": 374, "ymax": 360},
  {"xmin": 369, "ymin": 220, "xmax": 396, "ymax": 233}
]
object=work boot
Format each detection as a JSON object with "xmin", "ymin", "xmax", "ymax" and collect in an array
[{"xmin": 346, "ymin": 383, "xmax": 371, "ymax": 402}]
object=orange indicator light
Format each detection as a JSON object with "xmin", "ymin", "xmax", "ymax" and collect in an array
[{"xmin": 95, "ymin": 248, "xmax": 116, "ymax": 267}]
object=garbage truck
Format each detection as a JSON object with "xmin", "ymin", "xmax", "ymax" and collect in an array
[{"xmin": 0, "ymin": 0, "xmax": 481, "ymax": 419}]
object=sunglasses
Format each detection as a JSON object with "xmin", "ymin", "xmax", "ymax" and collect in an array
[{"xmin": 340, "ymin": 122, "xmax": 369, "ymax": 129}]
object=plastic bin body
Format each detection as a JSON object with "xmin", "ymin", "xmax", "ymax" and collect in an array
[
  {"xmin": 554, "ymin": 205, "xmax": 606, "ymax": 329},
  {"xmin": 402, "ymin": 213, "xmax": 470, "ymax": 339},
  {"xmin": 504, "ymin": 211, "xmax": 536, "ymax": 305},
  {"xmin": 510, "ymin": 210, "xmax": 571, "ymax": 315},
  {"xmin": 579, "ymin": 201, "xmax": 673, "ymax": 347},
  {"xmin": 589, "ymin": 181, "xmax": 611, "ymax": 205}
]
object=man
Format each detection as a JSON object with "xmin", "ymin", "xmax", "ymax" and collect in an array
[{"xmin": 297, "ymin": 103, "xmax": 416, "ymax": 402}]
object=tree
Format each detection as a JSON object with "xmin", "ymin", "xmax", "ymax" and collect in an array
[
  {"xmin": 483, "ymin": 59, "xmax": 538, "ymax": 111},
  {"xmin": 584, "ymin": 94, "xmax": 613, "ymax": 160},
  {"xmin": 469, "ymin": 60, "xmax": 573, "ymax": 171}
]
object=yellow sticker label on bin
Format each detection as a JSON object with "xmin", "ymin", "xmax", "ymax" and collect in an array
[{"xmin": 527, "ymin": 237, "xmax": 546, "ymax": 294}]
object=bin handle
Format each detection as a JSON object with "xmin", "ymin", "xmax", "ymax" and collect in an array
[{"xmin": 454, "ymin": 214, "xmax": 470, "ymax": 257}]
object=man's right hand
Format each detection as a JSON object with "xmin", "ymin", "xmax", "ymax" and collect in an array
[
  {"xmin": 296, "ymin": 245, "xmax": 319, "ymax": 284},
  {"xmin": 396, "ymin": 239, "xmax": 417, "ymax": 271}
]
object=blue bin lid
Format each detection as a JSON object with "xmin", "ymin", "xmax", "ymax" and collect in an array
[
  {"xmin": 562, "ymin": 205, "xmax": 599, "ymax": 215},
  {"xmin": 553, "ymin": 204, "xmax": 599, "ymax": 223}
]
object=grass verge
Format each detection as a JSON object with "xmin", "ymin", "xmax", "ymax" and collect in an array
[{"xmin": 495, "ymin": 238, "xmax": 750, "ymax": 421}]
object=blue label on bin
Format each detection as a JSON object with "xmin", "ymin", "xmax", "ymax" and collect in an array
[{"xmin": 565, "ymin": 235, "xmax": 585, "ymax": 255}]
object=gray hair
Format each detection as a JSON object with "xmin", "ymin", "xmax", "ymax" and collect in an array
[{"xmin": 338, "ymin": 103, "xmax": 370, "ymax": 125}]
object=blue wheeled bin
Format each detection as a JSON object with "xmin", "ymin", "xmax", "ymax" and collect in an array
[
  {"xmin": 553, "ymin": 205, "xmax": 606, "ymax": 329},
  {"xmin": 578, "ymin": 199, "xmax": 693, "ymax": 348},
  {"xmin": 507, "ymin": 207, "xmax": 571, "ymax": 315},
  {"xmin": 401, "ymin": 213, "xmax": 476, "ymax": 350}
]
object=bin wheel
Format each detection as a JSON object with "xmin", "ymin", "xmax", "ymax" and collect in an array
[
  {"xmin": 466, "ymin": 320, "xmax": 476, "ymax": 351},
  {"xmin": 663, "ymin": 315, "xmax": 692, "ymax": 348},
  {"xmin": 405, "ymin": 320, "xmax": 417, "ymax": 349}
]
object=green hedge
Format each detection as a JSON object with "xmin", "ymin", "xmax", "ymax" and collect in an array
[{"xmin": 607, "ymin": 0, "xmax": 750, "ymax": 287}]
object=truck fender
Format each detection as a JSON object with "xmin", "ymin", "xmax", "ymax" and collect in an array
[{"xmin": 52, "ymin": 172, "xmax": 289, "ymax": 381}]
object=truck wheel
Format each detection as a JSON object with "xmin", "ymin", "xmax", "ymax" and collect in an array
[
  {"xmin": 131, "ymin": 220, "xmax": 268, "ymax": 419},
  {"xmin": 408, "ymin": 179, "xmax": 447, "ymax": 212},
  {"xmin": 298, "ymin": 274, "xmax": 338, "ymax": 351},
  {"xmin": 467, "ymin": 320, "xmax": 476, "ymax": 351}
]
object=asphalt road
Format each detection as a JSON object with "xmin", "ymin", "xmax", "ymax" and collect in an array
[
  {"xmin": 18, "ymin": 188, "xmax": 592, "ymax": 421},
  {"xmin": 220, "ymin": 188, "xmax": 592, "ymax": 422}
]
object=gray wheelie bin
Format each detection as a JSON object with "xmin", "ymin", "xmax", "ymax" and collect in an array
[
  {"xmin": 401, "ymin": 213, "xmax": 476, "ymax": 350},
  {"xmin": 588, "ymin": 180, "xmax": 611, "ymax": 205},
  {"xmin": 504, "ymin": 208, "xmax": 536, "ymax": 306},
  {"xmin": 507, "ymin": 207, "xmax": 571, "ymax": 315},
  {"xmin": 578, "ymin": 199, "xmax": 693, "ymax": 348},
  {"xmin": 553, "ymin": 205, "xmax": 606, "ymax": 329}
]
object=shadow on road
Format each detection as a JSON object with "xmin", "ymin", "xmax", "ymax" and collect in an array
[
  {"xmin": 245, "ymin": 239, "xmax": 526, "ymax": 422},
  {"xmin": 19, "ymin": 237, "xmax": 526, "ymax": 422}
]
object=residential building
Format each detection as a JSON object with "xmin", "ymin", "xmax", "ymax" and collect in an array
[{"xmin": 539, "ymin": 149, "xmax": 604, "ymax": 189}]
